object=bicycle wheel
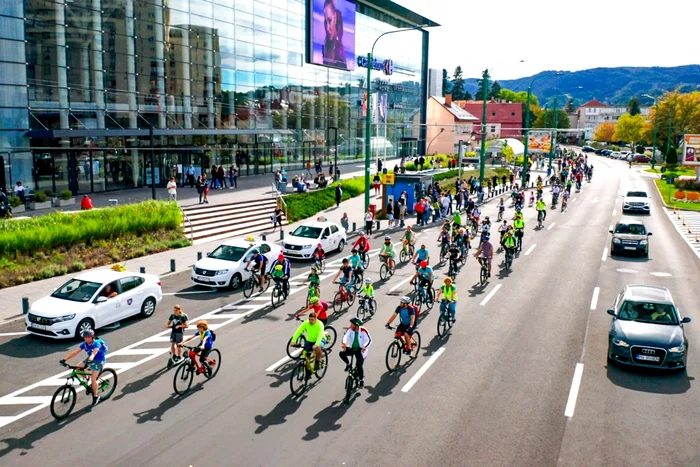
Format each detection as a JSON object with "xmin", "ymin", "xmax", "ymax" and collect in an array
[
  {"xmin": 409, "ymin": 331, "xmax": 422, "ymax": 359},
  {"xmin": 204, "ymin": 349, "xmax": 222, "ymax": 379},
  {"xmin": 50, "ymin": 385, "xmax": 77, "ymax": 420},
  {"xmin": 425, "ymin": 290, "xmax": 435, "ymax": 311},
  {"xmin": 286, "ymin": 336, "xmax": 306, "ymax": 360},
  {"xmin": 289, "ymin": 362, "xmax": 308, "ymax": 397},
  {"xmin": 315, "ymin": 349, "xmax": 329, "ymax": 380},
  {"xmin": 362, "ymin": 254, "xmax": 370, "ymax": 269},
  {"xmin": 354, "ymin": 269, "xmax": 363, "ymax": 286},
  {"xmin": 505, "ymin": 253, "xmax": 512, "ymax": 271},
  {"xmin": 400, "ymin": 249, "xmax": 409, "ymax": 263},
  {"xmin": 480, "ymin": 266, "xmax": 488, "ymax": 286},
  {"xmin": 356, "ymin": 303, "xmax": 368, "ymax": 321},
  {"xmin": 242, "ymin": 278, "xmax": 255, "ymax": 298},
  {"xmin": 344, "ymin": 374, "xmax": 355, "ymax": 404},
  {"xmin": 409, "ymin": 245, "xmax": 415, "ymax": 257},
  {"xmin": 317, "ymin": 259, "xmax": 326, "ymax": 274},
  {"xmin": 440, "ymin": 247, "xmax": 447, "ymax": 264},
  {"xmin": 173, "ymin": 362, "xmax": 194, "ymax": 395},
  {"xmin": 385, "ymin": 341, "xmax": 402, "ymax": 373},
  {"xmin": 380, "ymin": 263, "xmax": 389, "ymax": 281},
  {"xmin": 412, "ymin": 292, "xmax": 423, "ymax": 312},
  {"xmin": 437, "ymin": 312, "xmax": 448, "ymax": 338},
  {"xmin": 333, "ymin": 291, "xmax": 343, "ymax": 313},
  {"xmin": 97, "ymin": 368, "xmax": 118, "ymax": 400},
  {"xmin": 271, "ymin": 285, "xmax": 284, "ymax": 308},
  {"xmin": 323, "ymin": 326, "xmax": 337, "ymax": 350}
]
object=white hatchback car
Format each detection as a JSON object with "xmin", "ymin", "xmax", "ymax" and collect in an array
[
  {"xmin": 282, "ymin": 220, "xmax": 347, "ymax": 259},
  {"xmin": 26, "ymin": 270, "xmax": 163, "ymax": 339},
  {"xmin": 191, "ymin": 237, "xmax": 282, "ymax": 289}
]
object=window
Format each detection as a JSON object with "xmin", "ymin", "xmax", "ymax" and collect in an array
[
  {"xmin": 491, "ymin": 112, "xmax": 496, "ymax": 116},
  {"xmin": 260, "ymin": 243, "xmax": 271, "ymax": 254},
  {"xmin": 330, "ymin": 225, "xmax": 338, "ymax": 234},
  {"xmin": 119, "ymin": 277, "xmax": 144, "ymax": 293},
  {"xmin": 511, "ymin": 112, "xmax": 515, "ymax": 116},
  {"xmin": 490, "ymin": 126, "xmax": 496, "ymax": 133}
]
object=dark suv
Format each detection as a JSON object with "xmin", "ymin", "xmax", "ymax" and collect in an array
[{"xmin": 609, "ymin": 220, "xmax": 652, "ymax": 257}]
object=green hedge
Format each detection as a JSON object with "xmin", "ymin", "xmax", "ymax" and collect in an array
[
  {"xmin": 0, "ymin": 201, "xmax": 182, "ymax": 256},
  {"xmin": 285, "ymin": 178, "xmax": 366, "ymax": 222}
]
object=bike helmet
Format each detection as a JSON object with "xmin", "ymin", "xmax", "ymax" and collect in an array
[
  {"xmin": 359, "ymin": 231, "xmax": 365, "ymax": 236},
  {"xmin": 400, "ymin": 296, "xmax": 411, "ymax": 304},
  {"xmin": 419, "ymin": 260, "xmax": 428, "ymax": 268},
  {"xmin": 309, "ymin": 297, "xmax": 320, "ymax": 304},
  {"xmin": 351, "ymin": 248, "xmax": 358, "ymax": 253},
  {"xmin": 350, "ymin": 317, "xmax": 363, "ymax": 326},
  {"xmin": 278, "ymin": 254, "xmax": 285, "ymax": 260},
  {"xmin": 384, "ymin": 235, "xmax": 391, "ymax": 240},
  {"xmin": 251, "ymin": 249, "xmax": 259, "ymax": 254},
  {"xmin": 485, "ymin": 216, "xmax": 490, "ymax": 221},
  {"xmin": 81, "ymin": 329, "xmax": 95, "ymax": 338},
  {"xmin": 364, "ymin": 278, "xmax": 372, "ymax": 284},
  {"xmin": 482, "ymin": 234, "xmax": 490, "ymax": 241},
  {"xmin": 311, "ymin": 266, "xmax": 319, "ymax": 273},
  {"xmin": 274, "ymin": 264, "xmax": 283, "ymax": 271}
]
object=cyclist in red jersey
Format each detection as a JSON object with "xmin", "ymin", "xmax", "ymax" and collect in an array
[
  {"xmin": 296, "ymin": 297, "xmax": 330, "ymax": 325},
  {"xmin": 352, "ymin": 231, "xmax": 371, "ymax": 254}
]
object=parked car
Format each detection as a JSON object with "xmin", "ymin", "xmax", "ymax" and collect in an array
[
  {"xmin": 282, "ymin": 220, "xmax": 346, "ymax": 259},
  {"xmin": 582, "ymin": 146, "xmax": 596, "ymax": 152},
  {"xmin": 609, "ymin": 219, "xmax": 652, "ymax": 257},
  {"xmin": 26, "ymin": 270, "xmax": 163, "ymax": 339},
  {"xmin": 607, "ymin": 285, "xmax": 690, "ymax": 370},
  {"xmin": 622, "ymin": 190, "xmax": 651, "ymax": 215},
  {"xmin": 610, "ymin": 151, "xmax": 622, "ymax": 159},
  {"xmin": 633, "ymin": 154, "xmax": 652, "ymax": 163},
  {"xmin": 191, "ymin": 237, "xmax": 282, "ymax": 289},
  {"xmin": 602, "ymin": 149, "xmax": 613, "ymax": 157}
]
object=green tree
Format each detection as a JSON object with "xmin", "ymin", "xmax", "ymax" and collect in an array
[
  {"xmin": 498, "ymin": 88, "xmax": 539, "ymax": 107},
  {"xmin": 475, "ymin": 70, "xmax": 490, "ymax": 101},
  {"xmin": 628, "ymin": 96, "xmax": 641, "ymax": 116},
  {"xmin": 666, "ymin": 145, "xmax": 678, "ymax": 165},
  {"xmin": 565, "ymin": 98, "xmax": 575, "ymax": 113},
  {"xmin": 532, "ymin": 109, "xmax": 571, "ymax": 129},
  {"xmin": 489, "ymin": 81, "xmax": 502, "ymax": 100},
  {"xmin": 613, "ymin": 113, "xmax": 646, "ymax": 147},
  {"xmin": 441, "ymin": 68, "xmax": 451, "ymax": 97},
  {"xmin": 451, "ymin": 66, "xmax": 466, "ymax": 100}
]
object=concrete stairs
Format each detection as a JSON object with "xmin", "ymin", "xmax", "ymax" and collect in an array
[{"xmin": 181, "ymin": 198, "xmax": 288, "ymax": 245}]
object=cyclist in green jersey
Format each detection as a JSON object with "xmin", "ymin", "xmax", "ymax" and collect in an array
[
  {"xmin": 301, "ymin": 266, "xmax": 321, "ymax": 299},
  {"xmin": 360, "ymin": 277, "xmax": 376, "ymax": 314},
  {"xmin": 379, "ymin": 235, "xmax": 396, "ymax": 271},
  {"xmin": 291, "ymin": 312, "xmax": 325, "ymax": 370},
  {"xmin": 403, "ymin": 225, "xmax": 416, "ymax": 247}
]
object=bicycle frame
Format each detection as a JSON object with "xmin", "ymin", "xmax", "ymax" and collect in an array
[{"xmin": 183, "ymin": 346, "xmax": 214, "ymax": 374}]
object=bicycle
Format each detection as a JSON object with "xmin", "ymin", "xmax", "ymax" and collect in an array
[
  {"xmin": 478, "ymin": 256, "xmax": 489, "ymax": 286},
  {"xmin": 305, "ymin": 284, "xmax": 320, "ymax": 308},
  {"xmin": 51, "ymin": 362, "xmax": 117, "ymax": 420},
  {"xmin": 439, "ymin": 242, "xmax": 450, "ymax": 264},
  {"xmin": 537, "ymin": 210, "xmax": 545, "ymax": 229},
  {"xmin": 356, "ymin": 295, "xmax": 374, "ymax": 321},
  {"xmin": 411, "ymin": 280, "xmax": 435, "ymax": 312},
  {"xmin": 343, "ymin": 352, "xmax": 362, "ymax": 404},
  {"xmin": 243, "ymin": 268, "xmax": 269, "ymax": 298},
  {"xmin": 514, "ymin": 230, "xmax": 523, "ymax": 252},
  {"xmin": 352, "ymin": 267, "xmax": 364, "ymax": 292},
  {"xmin": 497, "ymin": 208, "xmax": 504, "ymax": 222},
  {"xmin": 289, "ymin": 343, "xmax": 329, "ymax": 396},
  {"xmin": 379, "ymin": 256, "xmax": 396, "ymax": 281},
  {"xmin": 437, "ymin": 299, "xmax": 456, "ymax": 338},
  {"xmin": 447, "ymin": 257, "xmax": 460, "ymax": 280},
  {"xmin": 314, "ymin": 256, "xmax": 326, "ymax": 273},
  {"xmin": 270, "ymin": 277, "xmax": 288, "ymax": 308},
  {"xmin": 399, "ymin": 241, "xmax": 415, "ymax": 263},
  {"xmin": 173, "ymin": 344, "xmax": 221, "ymax": 395},
  {"xmin": 384, "ymin": 325, "xmax": 421, "ymax": 373},
  {"xmin": 360, "ymin": 250, "xmax": 370, "ymax": 269},
  {"xmin": 504, "ymin": 247, "xmax": 514, "ymax": 271},
  {"xmin": 286, "ymin": 319, "xmax": 337, "ymax": 359},
  {"xmin": 333, "ymin": 281, "xmax": 356, "ymax": 313}
]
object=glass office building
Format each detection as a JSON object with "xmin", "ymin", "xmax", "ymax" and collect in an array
[{"xmin": 0, "ymin": 0, "xmax": 436, "ymax": 194}]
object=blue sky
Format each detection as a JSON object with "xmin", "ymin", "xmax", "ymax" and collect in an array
[{"xmin": 393, "ymin": 0, "xmax": 697, "ymax": 80}]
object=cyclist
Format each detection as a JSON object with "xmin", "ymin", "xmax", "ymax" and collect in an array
[
  {"xmin": 269, "ymin": 253, "xmax": 291, "ymax": 297},
  {"xmin": 437, "ymin": 225, "xmax": 450, "ymax": 255},
  {"xmin": 339, "ymin": 317, "xmax": 372, "ymax": 388},
  {"xmin": 455, "ymin": 227, "xmax": 470, "ymax": 257},
  {"xmin": 352, "ymin": 231, "xmax": 371, "ymax": 265},
  {"xmin": 403, "ymin": 225, "xmax": 416, "ymax": 250},
  {"xmin": 348, "ymin": 248, "xmax": 364, "ymax": 280},
  {"xmin": 290, "ymin": 312, "xmax": 325, "ymax": 371},
  {"xmin": 297, "ymin": 296, "xmax": 330, "ymax": 325},
  {"xmin": 448, "ymin": 242, "xmax": 462, "ymax": 274},
  {"xmin": 359, "ymin": 277, "xmax": 376, "ymax": 315},
  {"xmin": 536, "ymin": 179, "xmax": 543, "ymax": 198},
  {"xmin": 166, "ymin": 304, "xmax": 189, "ymax": 363},
  {"xmin": 536, "ymin": 197, "xmax": 547, "ymax": 223},
  {"xmin": 498, "ymin": 221, "xmax": 509, "ymax": 246},
  {"xmin": 332, "ymin": 258, "xmax": 355, "ymax": 293},
  {"xmin": 566, "ymin": 178, "xmax": 573, "ymax": 193},
  {"xmin": 436, "ymin": 277, "xmax": 458, "ymax": 322},
  {"xmin": 452, "ymin": 210, "xmax": 462, "ymax": 233},
  {"xmin": 473, "ymin": 234, "xmax": 494, "ymax": 277},
  {"xmin": 410, "ymin": 260, "xmax": 434, "ymax": 300},
  {"xmin": 562, "ymin": 187, "xmax": 570, "ymax": 210},
  {"xmin": 245, "ymin": 249, "xmax": 268, "ymax": 291},
  {"xmin": 411, "ymin": 244, "xmax": 430, "ymax": 268},
  {"xmin": 301, "ymin": 266, "xmax": 321, "ymax": 300},
  {"xmin": 481, "ymin": 216, "xmax": 491, "ymax": 235},
  {"xmin": 180, "ymin": 320, "xmax": 214, "ymax": 372},
  {"xmin": 312, "ymin": 242, "xmax": 326, "ymax": 266},
  {"xmin": 503, "ymin": 229, "xmax": 517, "ymax": 260},
  {"xmin": 497, "ymin": 197, "xmax": 505, "ymax": 220},
  {"xmin": 60, "ymin": 329, "xmax": 108, "ymax": 406},
  {"xmin": 513, "ymin": 212, "xmax": 525, "ymax": 247},
  {"xmin": 552, "ymin": 183, "xmax": 561, "ymax": 208},
  {"xmin": 379, "ymin": 235, "xmax": 396, "ymax": 272},
  {"xmin": 469, "ymin": 205, "xmax": 481, "ymax": 230},
  {"xmin": 385, "ymin": 297, "xmax": 418, "ymax": 354}
]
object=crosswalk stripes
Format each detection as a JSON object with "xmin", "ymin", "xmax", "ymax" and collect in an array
[{"xmin": 663, "ymin": 208, "xmax": 700, "ymax": 259}]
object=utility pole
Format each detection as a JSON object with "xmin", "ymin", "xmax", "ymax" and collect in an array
[{"xmin": 479, "ymin": 69, "xmax": 489, "ymax": 183}]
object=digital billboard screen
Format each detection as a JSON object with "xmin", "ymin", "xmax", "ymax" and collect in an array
[{"xmin": 309, "ymin": 0, "xmax": 356, "ymax": 71}]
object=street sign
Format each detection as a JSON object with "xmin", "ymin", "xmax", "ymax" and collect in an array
[{"xmin": 382, "ymin": 173, "xmax": 395, "ymax": 185}]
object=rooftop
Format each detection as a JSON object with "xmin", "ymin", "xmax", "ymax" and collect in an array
[
  {"xmin": 625, "ymin": 285, "xmax": 673, "ymax": 304},
  {"xmin": 431, "ymin": 96, "xmax": 479, "ymax": 122},
  {"xmin": 579, "ymin": 99, "xmax": 608, "ymax": 108}
]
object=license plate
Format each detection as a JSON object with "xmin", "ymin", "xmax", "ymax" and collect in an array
[
  {"xmin": 32, "ymin": 324, "xmax": 48, "ymax": 330},
  {"xmin": 624, "ymin": 246, "xmax": 637, "ymax": 250},
  {"xmin": 197, "ymin": 276, "xmax": 211, "ymax": 283},
  {"xmin": 636, "ymin": 355, "xmax": 660, "ymax": 362}
]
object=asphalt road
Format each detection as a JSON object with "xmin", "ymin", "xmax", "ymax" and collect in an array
[{"xmin": 0, "ymin": 155, "xmax": 698, "ymax": 467}]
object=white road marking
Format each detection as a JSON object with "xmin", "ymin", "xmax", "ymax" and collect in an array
[
  {"xmin": 612, "ymin": 209, "xmax": 617, "ymax": 216},
  {"xmin": 547, "ymin": 222, "xmax": 556, "ymax": 230},
  {"xmin": 601, "ymin": 247, "xmax": 608, "ymax": 261},
  {"xmin": 525, "ymin": 244, "xmax": 536, "ymax": 256},
  {"xmin": 480, "ymin": 284, "xmax": 502, "ymax": 306},
  {"xmin": 389, "ymin": 276, "xmax": 414, "ymax": 293},
  {"xmin": 609, "ymin": 224, "xmax": 613, "ymax": 231},
  {"xmin": 265, "ymin": 353, "xmax": 298, "ymax": 372},
  {"xmin": 564, "ymin": 363, "xmax": 585, "ymax": 418},
  {"xmin": 162, "ymin": 290, "xmax": 216, "ymax": 296},
  {"xmin": 650, "ymin": 272, "xmax": 673, "ymax": 277},
  {"xmin": 616, "ymin": 268, "xmax": 638, "ymax": 274},
  {"xmin": 400, "ymin": 347, "xmax": 446, "ymax": 393},
  {"xmin": 590, "ymin": 287, "xmax": 600, "ymax": 310},
  {"xmin": 0, "ymin": 331, "xmax": 29, "ymax": 337},
  {"xmin": 571, "ymin": 198, "xmax": 577, "ymax": 203}
]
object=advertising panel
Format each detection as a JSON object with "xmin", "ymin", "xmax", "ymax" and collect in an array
[
  {"xmin": 309, "ymin": 0, "xmax": 356, "ymax": 70},
  {"xmin": 681, "ymin": 134, "xmax": 700, "ymax": 166},
  {"xmin": 527, "ymin": 131, "xmax": 552, "ymax": 154}
]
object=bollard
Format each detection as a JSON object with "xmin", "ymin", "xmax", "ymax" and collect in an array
[
  {"xmin": 140, "ymin": 266, "xmax": 146, "ymax": 274},
  {"xmin": 280, "ymin": 230, "xmax": 284, "ymax": 240},
  {"xmin": 22, "ymin": 297, "xmax": 29, "ymax": 315},
  {"xmin": 376, "ymin": 220, "xmax": 381, "ymax": 231},
  {"xmin": 262, "ymin": 234, "xmax": 267, "ymax": 241},
  {"xmin": 197, "ymin": 251, "xmax": 202, "ymax": 261},
  {"xmin": 170, "ymin": 259, "xmax": 176, "ymax": 273},
  {"xmin": 352, "ymin": 222, "xmax": 356, "ymax": 232}
]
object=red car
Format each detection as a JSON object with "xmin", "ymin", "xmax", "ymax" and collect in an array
[{"xmin": 633, "ymin": 154, "xmax": 652, "ymax": 163}]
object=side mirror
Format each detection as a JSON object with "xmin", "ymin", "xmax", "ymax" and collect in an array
[
  {"xmin": 608, "ymin": 230, "xmax": 613, "ymax": 234},
  {"xmin": 607, "ymin": 308, "xmax": 616, "ymax": 317},
  {"xmin": 95, "ymin": 296, "xmax": 108, "ymax": 304},
  {"xmin": 206, "ymin": 252, "xmax": 211, "ymax": 257},
  {"xmin": 681, "ymin": 317, "xmax": 691, "ymax": 324},
  {"xmin": 322, "ymin": 235, "xmax": 329, "ymax": 239},
  {"xmin": 647, "ymin": 232, "xmax": 652, "ymax": 236}
]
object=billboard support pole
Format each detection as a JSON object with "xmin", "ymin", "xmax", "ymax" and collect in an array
[
  {"xmin": 522, "ymin": 85, "xmax": 532, "ymax": 188},
  {"xmin": 458, "ymin": 140, "xmax": 464, "ymax": 182}
]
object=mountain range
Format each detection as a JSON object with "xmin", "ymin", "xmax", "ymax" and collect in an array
[{"xmin": 461, "ymin": 65, "xmax": 700, "ymax": 106}]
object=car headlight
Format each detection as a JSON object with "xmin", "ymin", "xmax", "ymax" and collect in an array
[
  {"xmin": 52, "ymin": 314, "xmax": 76, "ymax": 323},
  {"xmin": 639, "ymin": 240, "xmax": 648, "ymax": 245},
  {"xmin": 669, "ymin": 344, "xmax": 685, "ymax": 353},
  {"xmin": 612, "ymin": 338, "xmax": 630, "ymax": 347},
  {"xmin": 214, "ymin": 269, "xmax": 229, "ymax": 276},
  {"xmin": 612, "ymin": 238, "xmax": 621, "ymax": 244},
  {"xmin": 302, "ymin": 244, "xmax": 313, "ymax": 249}
]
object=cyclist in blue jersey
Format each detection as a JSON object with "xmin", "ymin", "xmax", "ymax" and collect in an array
[
  {"xmin": 411, "ymin": 244, "xmax": 430, "ymax": 269},
  {"xmin": 385, "ymin": 296, "xmax": 418, "ymax": 353},
  {"xmin": 410, "ymin": 260, "xmax": 434, "ymax": 300},
  {"xmin": 180, "ymin": 320, "xmax": 215, "ymax": 371},
  {"xmin": 61, "ymin": 329, "xmax": 108, "ymax": 406}
]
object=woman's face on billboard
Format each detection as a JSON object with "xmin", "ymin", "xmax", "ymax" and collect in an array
[{"xmin": 324, "ymin": 4, "xmax": 338, "ymax": 39}]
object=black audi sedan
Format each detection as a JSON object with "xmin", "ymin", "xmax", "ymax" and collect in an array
[
  {"xmin": 610, "ymin": 219, "xmax": 651, "ymax": 257},
  {"xmin": 608, "ymin": 285, "xmax": 690, "ymax": 370}
]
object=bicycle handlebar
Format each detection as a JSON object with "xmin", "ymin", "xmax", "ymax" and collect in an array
[{"xmin": 59, "ymin": 360, "xmax": 95, "ymax": 370}]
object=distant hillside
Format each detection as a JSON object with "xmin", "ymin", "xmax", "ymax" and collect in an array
[{"xmin": 462, "ymin": 65, "xmax": 700, "ymax": 106}]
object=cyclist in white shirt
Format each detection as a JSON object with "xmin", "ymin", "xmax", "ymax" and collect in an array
[{"xmin": 339, "ymin": 317, "xmax": 372, "ymax": 388}]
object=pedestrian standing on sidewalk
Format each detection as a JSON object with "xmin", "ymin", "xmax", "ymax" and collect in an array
[
  {"xmin": 397, "ymin": 198, "xmax": 405, "ymax": 228},
  {"xmin": 210, "ymin": 165, "xmax": 217, "ymax": 189},
  {"xmin": 273, "ymin": 204, "xmax": 284, "ymax": 231},
  {"xmin": 187, "ymin": 164, "xmax": 196, "ymax": 188},
  {"xmin": 341, "ymin": 212, "xmax": 349, "ymax": 232},
  {"xmin": 229, "ymin": 165, "xmax": 235, "ymax": 189},
  {"xmin": 377, "ymin": 158, "xmax": 383, "ymax": 173},
  {"xmin": 167, "ymin": 177, "xmax": 177, "ymax": 201},
  {"xmin": 218, "ymin": 166, "xmax": 227, "ymax": 188},
  {"xmin": 196, "ymin": 175, "xmax": 205, "ymax": 204},
  {"xmin": 373, "ymin": 173, "xmax": 381, "ymax": 196},
  {"xmin": 335, "ymin": 183, "xmax": 342, "ymax": 207},
  {"xmin": 386, "ymin": 198, "xmax": 394, "ymax": 228},
  {"xmin": 365, "ymin": 208, "xmax": 374, "ymax": 235},
  {"xmin": 201, "ymin": 174, "xmax": 210, "ymax": 204}
]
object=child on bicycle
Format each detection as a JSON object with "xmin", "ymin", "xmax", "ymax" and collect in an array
[
  {"xmin": 60, "ymin": 329, "xmax": 108, "ymax": 406},
  {"xmin": 455, "ymin": 228, "xmax": 470, "ymax": 256},
  {"xmin": 180, "ymin": 320, "xmax": 214, "ymax": 372},
  {"xmin": 448, "ymin": 242, "xmax": 462, "ymax": 274},
  {"xmin": 302, "ymin": 266, "xmax": 321, "ymax": 300},
  {"xmin": 402, "ymin": 226, "xmax": 416, "ymax": 252},
  {"xmin": 313, "ymin": 243, "xmax": 326, "ymax": 264},
  {"xmin": 379, "ymin": 235, "xmax": 396, "ymax": 272},
  {"xmin": 297, "ymin": 296, "xmax": 330, "ymax": 326},
  {"xmin": 436, "ymin": 277, "xmax": 459, "ymax": 321},
  {"xmin": 437, "ymin": 225, "xmax": 450, "ymax": 250},
  {"xmin": 348, "ymin": 248, "xmax": 364, "ymax": 279},
  {"xmin": 270, "ymin": 264, "xmax": 286, "ymax": 288},
  {"xmin": 332, "ymin": 258, "xmax": 355, "ymax": 294},
  {"xmin": 498, "ymin": 221, "xmax": 509, "ymax": 246},
  {"xmin": 497, "ymin": 197, "xmax": 505, "ymax": 220},
  {"xmin": 359, "ymin": 277, "xmax": 376, "ymax": 315}
]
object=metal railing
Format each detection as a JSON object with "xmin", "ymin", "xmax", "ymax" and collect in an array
[
  {"xmin": 180, "ymin": 208, "xmax": 194, "ymax": 242},
  {"xmin": 271, "ymin": 183, "xmax": 288, "ymax": 221}
]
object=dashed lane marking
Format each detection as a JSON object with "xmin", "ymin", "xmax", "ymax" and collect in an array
[
  {"xmin": 564, "ymin": 363, "xmax": 585, "ymax": 418},
  {"xmin": 547, "ymin": 223, "xmax": 556, "ymax": 230},
  {"xmin": 480, "ymin": 284, "xmax": 502, "ymax": 306},
  {"xmin": 601, "ymin": 247, "xmax": 608, "ymax": 261},
  {"xmin": 400, "ymin": 347, "xmax": 446, "ymax": 393},
  {"xmin": 590, "ymin": 287, "xmax": 600, "ymax": 310},
  {"xmin": 525, "ymin": 244, "xmax": 536, "ymax": 256}
]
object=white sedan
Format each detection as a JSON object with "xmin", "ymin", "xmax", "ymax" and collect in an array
[
  {"xmin": 191, "ymin": 236, "xmax": 282, "ymax": 289},
  {"xmin": 282, "ymin": 220, "xmax": 346, "ymax": 259},
  {"xmin": 26, "ymin": 270, "xmax": 163, "ymax": 339}
]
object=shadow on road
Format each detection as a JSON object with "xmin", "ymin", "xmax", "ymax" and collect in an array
[
  {"xmin": 302, "ymin": 400, "xmax": 349, "ymax": 441},
  {"xmin": 266, "ymin": 361, "xmax": 296, "ymax": 389},
  {"xmin": 133, "ymin": 385, "xmax": 203, "ymax": 423},
  {"xmin": 253, "ymin": 394, "xmax": 305, "ymax": 434},
  {"xmin": 0, "ymin": 334, "xmax": 72, "ymax": 358},
  {"xmin": 423, "ymin": 333, "xmax": 449, "ymax": 356},
  {"xmin": 606, "ymin": 363, "xmax": 694, "ymax": 394},
  {"xmin": 112, "ymin": 366, "xmax": 170, "ymax": 402},
  {"xmin": 467, "ymin": 283, "xmax": 488, "ymax": 297},
  {"xmin": 364, "ymin": 369, "xmax": 404, "ymax": 403}
]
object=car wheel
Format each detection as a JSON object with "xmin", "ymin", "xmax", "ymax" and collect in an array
[
  {"xmin": 140, "ymin": 297, "xmax": 156, "ymax": 317},
  {"xmin": 337, "ymin": 239, "xmax": 345, "ymax": 253},
  {"xmin": 609, "ymin": 244, "xmax": 616, "ymax": 256},
  {"xmin": 229, "ymin": 273, "xmax": 242, "ymax": 290},
  {"xmin": 643, "ymin": 248, "xmax": 649, "ymax": 258},
  {"xmin": 75, "ymin": 318, "xmax": 95, "ymax": 339}
]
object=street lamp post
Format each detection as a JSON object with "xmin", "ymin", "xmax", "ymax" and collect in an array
[
  {"xmin": 521, "ymin": 74, "xmax": 556, "ymax": 186},
  {"xmin": 548, "ymin": 97, "xmax": 559, "ymax": 168},
  {"xmin": 643, "ymin": 94, "xmax": 658, "ymax": 169},
  {"xmin": 479, "ymin": 69, "xmax": 489, "ymax": 184},
  {"xmin": 364, "ymin": 24, "xmax": 428, "ymax": 212}
]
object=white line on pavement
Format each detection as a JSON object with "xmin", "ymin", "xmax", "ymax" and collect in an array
[
  {"xmin": 572, "ymin": 198, "xmax": 577, "ymax": 203},
  {"xmin": 389, "ymin": 276, "xmax": 414, "ymax": 293},
  {"xmin": 0, "ymin": 332, "xmax": 29, "ymax": 337},
  {"xmin": 612, "ymin": 209, "xmax": 617, "ymax": 216},
  {"xmin": 547, "ymin": 222, "xmax": 556, "ymax": 230},
  {"xmin": 525, "ymin": 244, "xmax": 537, "ymax": 256},
  {"xmin": 564, "ymin": 363, "xmax": 585, "ymax": 417},
  {"xmin": 401, "ymin": 347, "xmax": 446, "ymax": 393},
  {"xmin": 602, "ymin": 247, "xmax": 608, "ymax": 261},
  {"xmin": 480, "ymin": 284, "xmax": 502, "ymax": 306},
  {"xmin": 590, "ymin": 287, "xmax": 600, "ymax": 310},
  {"xmin": 162, "ymin": 290, "xmax": 215, "ymax": 296},
  {"xmin": 265, "ymin": 353, "xmax": 298, "ymax": 372},
  {"xmin": 609, "ymin": 224, "xmax": 613, "ymax": 232}
]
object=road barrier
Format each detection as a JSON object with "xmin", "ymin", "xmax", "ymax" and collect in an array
[
  {"xmin": 170, "ymin": 259, "xmax": 176, "ymax": 273},
  {"xmin": 140, "ymin": 266, "xmax": 146, "ymax": 274},
  {"xmin": 22, "ymin": 297, "xmax": 29, "ymax": 314},
  {"xmin": 197, "ymin": 252, "xmax": 202, "ymax": 260}
]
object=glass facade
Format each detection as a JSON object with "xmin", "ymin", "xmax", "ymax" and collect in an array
[{"xmin": 0, "ymin": 0, "xmax": 433, "ymax": 193}]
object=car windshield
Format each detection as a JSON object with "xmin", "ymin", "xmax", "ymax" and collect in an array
[
  {"xmin": 626, "ymin": 191, "xmax": 648, "ymax": 198},
  {"xmin": 209, "ymin": 245, "xmax": 247, "ymax": 262},
  {"xmin": 51, "ymin": 279, "xmax": 101, "ymax": 302},
  {"xmin": 614, "ymin": 223, "xmax": 646, "ymax": 235},
  {"xmin": 618, "ymin": 301, "xmax": 678, "ymax": 325},
  {"xmin": 291, "ymin": 226, "xmax": 323, "ymax": 239}
]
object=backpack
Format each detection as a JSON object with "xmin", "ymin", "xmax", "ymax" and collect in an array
[
  {"xmin": 209, "ymin": 330, "xmax": 216, "ymax": 343},
  {"xmin": 409, "ymin": 304, "xmax": 420, "ymax": 320}
]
